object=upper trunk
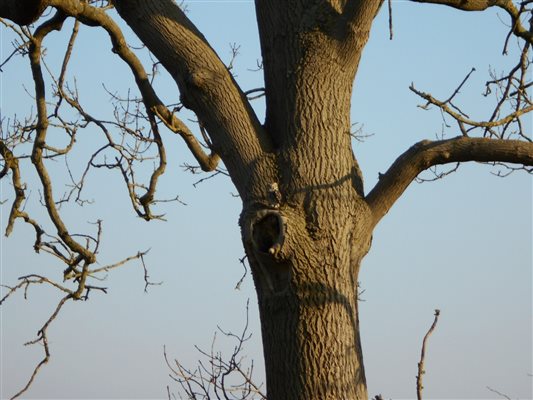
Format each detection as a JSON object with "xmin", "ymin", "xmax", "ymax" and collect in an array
[{"xmin": 255, "ymin": 1, "xmax": 383, "ymax": 199}]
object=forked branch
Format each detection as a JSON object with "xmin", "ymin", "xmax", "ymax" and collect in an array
[
  {"xmin": 411, "ymin": 83, "xmax": 533, "ymax": 134},
  {"xmin": 1, "ymin": 246, "xmax": 151, "ymax": 399}
]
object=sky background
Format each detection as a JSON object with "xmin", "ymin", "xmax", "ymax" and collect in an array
[{"xmin": 1, "ymin": 1, "xmax": 532, "ymax": 399}]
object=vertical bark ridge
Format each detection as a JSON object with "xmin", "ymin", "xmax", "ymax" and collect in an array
[{"xmin": 255, "ymin": 1, "xmax": 382, "ymax": 200}]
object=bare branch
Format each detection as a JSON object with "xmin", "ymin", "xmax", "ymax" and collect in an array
[
  {"xmin": 410, "ymin": 0, "xmax": 533, "ymax": 45},
  {"xmin": 410, "ymin": 84, "xmax": 533, "ymax": 133},
  {"xmin": 416, "ymin": 309, "xmax": 441, "ymax": 400},
  {"xmin": 152, "ymin": 106, "xmax": 219, "ymax": 172},
  {"xmin": 53, "ymin": 18, "xmax": 80, "ymax": 116},
  {"xmin": 1, "ymin": 250, "xmax": 157, "ymax": 398},
  {"xmin": 0, "ymin": 11, "xmax": 162, "ymax": 396},
  {"xmin": 28, "ymin": 11, "xmax": 96, "ymax": 264},
  {"xmin": 46, "ymin": 0, "xmax": 219, "ymax": 180},
  {"xmin": 411, "ymin": 0, "xmax": 502, "ymax": 11},
  {"xmin": 366, "ymin": 137, "xmax": 533, "ymax": 226},
  {"xmin": 388, "ymin": 0, "xmax": 393, "ymax": 40},
  {"xmin": 10, "ymin": 294, "xmax": 71, "ymax": 400},
  {"xmin": 243, "ymin": 87, "xmax": 265, "ymax": 101},
  {"xmin": 408, "ymin": 27, "xmax": 531, "ymax": 142},
  {"xmin": 166, "ymin": 300, "xmax": 266, "ymax": 400},
  {"xmin": 234, "ymin": 255, "xmax": 249, "ymax": 291},
  {"xmin": 486, "ymin": 386, "xmax": 513, "ymax": 400}
]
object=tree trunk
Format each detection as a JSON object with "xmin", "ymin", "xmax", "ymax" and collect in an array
[
  {"xmin": 241, "ymin": 194, "xmax": 373, "ymax": 399},
  {"xmin": 111, "ymin": 1, "xmax": 383, "ymax": 398},
  {"xmin": 243, "ymin": 5, "xmax": 381, "ymax": 396}
]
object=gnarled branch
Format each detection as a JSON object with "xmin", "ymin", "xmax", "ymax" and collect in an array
[{"xmin": 410, "ymin": 83, "xmax": 533, "ymax": 132}]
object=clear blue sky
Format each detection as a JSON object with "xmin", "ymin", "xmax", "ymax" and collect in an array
[{"xmin": 1, "ymin": 2, "xmax": 531, "ymax": 399}]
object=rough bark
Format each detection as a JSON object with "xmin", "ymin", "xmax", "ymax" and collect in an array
[
  {"xmin": 241, "ymin": 198, "xmax": 373, "ymax": 399},
  {"xmin": 255, "ymin": 0, "xmax": 384, "ymax": 198},
  {"xmin": 109, "ymin": 4, "xmax": 385, "ymax": 394}
]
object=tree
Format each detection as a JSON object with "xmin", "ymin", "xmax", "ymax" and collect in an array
[{"xmin": 0, "ymin": 1, "xmax": 531, "ymax": 399}]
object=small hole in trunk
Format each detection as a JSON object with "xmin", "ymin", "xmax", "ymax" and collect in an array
[{"xmin": 252, "ymin": 213, "xmax": 281, "ymax": 254}]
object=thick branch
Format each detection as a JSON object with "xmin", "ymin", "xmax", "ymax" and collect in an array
[
  {"xmin": 366, "ymin": 137, "xmax": 533, "ymax": 226},
  {"xmin": 111, "ymin": 0, "xmax": 275, "ymax": 199},
  {"xmin": 0, "ymin": 0, "xmax": 49, "ymax": 25}
]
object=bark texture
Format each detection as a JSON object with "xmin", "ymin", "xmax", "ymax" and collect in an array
[
  {"xmin": 367, "ymin": 137, "xmax": 533, "ymax": 226},
  {"xmin": 242, "ymin": 199, "xmax": 373, "ymax": 399},
  {"xmin": 116, "ymin": 2, "xmax": 384, "ymax": 397}
]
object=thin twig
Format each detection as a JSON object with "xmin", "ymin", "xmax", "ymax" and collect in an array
[
  {"xmin": 10, "ymin": 295, "xmax": 71, "ymax": 400},
  {"xmin": 416, "ymin": 309, "xmax": 441, "ymax": 400},
  {"xmin": 388, "ymin": 0, "xmax": 393, "ymax": 40},
  {"xmin": 234, "ymin": 255, "xmax": 248, "ymax": 290},
  {"xmin": 486, "ymin": 386, "xmax": 512, "ymax": 400}
]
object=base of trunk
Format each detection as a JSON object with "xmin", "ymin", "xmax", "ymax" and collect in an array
[{"xmin": 242, "ymin": 200, "xmax": 372, "ymax": 400}]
